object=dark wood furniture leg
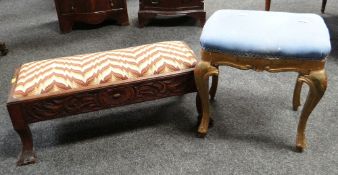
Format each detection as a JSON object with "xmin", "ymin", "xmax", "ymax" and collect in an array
[
  {"xmin": 138, "ymin": 12, "xmax": 157, "ymax": 28},
  {"xmin": 267, "ymin": 0, "xmax": 327, "ymax": 13},
  {"xmin": 265, "ymin": 0, "xmax": 271, "ymax": 11},
  {"xmin": 7, "ymin": 105, "xmax": 36, "ymax": 166},
  {"xmin": 0, "ymin": 42, "xmax": 8, "ymax": 56},
  {"xmin": 187, "ymin": 11, "xmax": 207, "ymax": 27},
  {"xmin": 58, "ymin": 17, "xmax": 74, "ymax": 34},
  {"xmin": 321, "ymin": 0, "xmax": 327, "ymax": 13}
]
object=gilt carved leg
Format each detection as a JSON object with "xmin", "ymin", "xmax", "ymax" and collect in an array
[
  {"xmin": 0, "ymin": 42, "xmax": 8, "ymax": 56},
  {"xmin": 293, "ymin": 73, "xmax": 304, "ymax": 111},
  {"xmin": 194, "ymin": 61, "xmax": 218, "ymax": 137},
  {"xmin": 15, "ymin": 126, "xmax": 36, "ymax": 166},
  {"xmin": 210, "ymin": 66, "xmax": 219, "ymax": 101},
  {"xmin": 295, "ymin": 69, "xmax": 327, "ymax": 152}
]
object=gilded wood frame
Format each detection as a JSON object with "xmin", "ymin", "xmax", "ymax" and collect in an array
[{"xmin": 194, "ymin": 49, "xmax": 328, "ymax": 152}]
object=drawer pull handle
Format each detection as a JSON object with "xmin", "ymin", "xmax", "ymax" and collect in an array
[
  {"xmin": 151, "ymin": 0, "xmax": 160, "ymax": 5},
  {"xmin": 113, "ymin": 93, "xmax": 121, "ymax": 98},
  {"xmin": 110, "ymin": 0, "xmax": 114, "ymax": 7}
]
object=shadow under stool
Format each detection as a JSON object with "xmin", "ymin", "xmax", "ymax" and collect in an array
[{"xmin": 194, "ymin": 10, "xmax": 331, "ymax": 152}]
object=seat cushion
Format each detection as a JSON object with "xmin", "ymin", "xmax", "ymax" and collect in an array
[
  {"xmin": 200, "ymin": 10, "xmax": 331, "ymax": 60},
  {"xmin": 13, "ymin": 41, "xmax": 197, "ymax": 98}
]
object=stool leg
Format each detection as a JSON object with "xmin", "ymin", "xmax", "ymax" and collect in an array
[
  {"xmin": 210, "ymin": 66, "xmax": 219, "ymax": 101},
  {"xmin": 265, "ymin": 0, "xmax": 271, "ymax": 11},
  {"xmin": 293, "ymin": 73, "xmax": 304, "ymax": 111},
  {"xmin": 321, "ymin": 0, "xmax": 327, "ymax": 13},
  {"xmin": 7, "ymin": 105, "xmax": 36, "ymax": 166},
  {"xmin": 194, "ymin": 61, "xmax": 218, "ymax": 137},
  {"xmin": 296, "ymin": 69, "xmax": 327, "ymax": 152},
  {"xmin": 196, "ymin": 94, "xmax": 214, "ymax": 128}
]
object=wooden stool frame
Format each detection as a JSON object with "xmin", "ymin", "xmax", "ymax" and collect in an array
[
  {"xmin": 194, "ymin": 49, "xmax": 328, "ymax": 152},
  {"xmin": 7, "ymin": 69, "xmax": 196, "ymax": 166}
]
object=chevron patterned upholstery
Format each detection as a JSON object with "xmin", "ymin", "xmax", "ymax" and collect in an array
[{"xmin": 13, "ymin": 41, "xmax": 197, "ymax": 98}]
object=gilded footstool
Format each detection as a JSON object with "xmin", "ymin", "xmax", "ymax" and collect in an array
[
  {"xmin": 194, "ymin": 10, "xmax": 331, "ymax": 151},
  {"xmin": 7, "ymin": 41, "xmax": 197, "ymax": 165}
]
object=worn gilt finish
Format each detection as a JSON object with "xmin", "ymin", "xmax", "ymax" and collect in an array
[
  {"xmin": 7, "ymin": 69, "xmax": 197, "ymax": 166},
  {"xmin": 195, "ymin": 49, "xmax": 328, "ymax": 151},
  {"xmin": 194, "ymin": 61, "xmax": 218, "ymax": 137},
  {"xmin": 0, "ymin": 42, "xmax": 8, "ymax": 56}
]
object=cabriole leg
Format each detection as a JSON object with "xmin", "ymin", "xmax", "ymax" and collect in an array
[
  {"xmin": 296, "ymin": 69, "xmax": 327, "ymax": 152},
  {"xmin": 7, "ymin": 104, "xmax": 36, "ymax": 166},
  {"xmin": 194, "ymin": 61, "xmax": 218, "ymax": 137},
  {"xmin": 15, "ymin": 126, "xmax": 36, "ymax": 166}
]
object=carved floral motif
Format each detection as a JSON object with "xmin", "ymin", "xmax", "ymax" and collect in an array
[{"xmin": 22, "ymin": 72, "xmax": 196, "ymax": 123}]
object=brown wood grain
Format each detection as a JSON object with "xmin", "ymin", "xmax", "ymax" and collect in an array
[{"xmin": 54, "ymin": 0, "xmax": 129, "ymax": 33}]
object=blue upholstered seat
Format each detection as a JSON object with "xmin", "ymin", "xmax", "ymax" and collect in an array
[{"xmin": 200, "ymin": 10, "xmax": 331, "ymax": 60}]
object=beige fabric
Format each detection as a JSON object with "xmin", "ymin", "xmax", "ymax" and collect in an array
[{"xmin": 13, "ymin": 41, "xmax": 197, "ymax": 98}]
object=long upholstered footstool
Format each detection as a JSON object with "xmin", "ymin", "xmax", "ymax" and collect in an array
[
  {"xmin": 7, "ymin": 41, "xmax": 197, "ymax": 166},
  {"xmin": 194, "ymin": 10, "xmax": 331, "ymax": 151}
]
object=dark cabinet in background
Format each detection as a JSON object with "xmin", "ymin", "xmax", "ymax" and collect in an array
[
  {"xmin": 54, "ymin": 0, "xmax": 129, "ymax": 33},
  {"xmin": 138, "ymin": 0, "xmax": 206, "ymax": 27}
]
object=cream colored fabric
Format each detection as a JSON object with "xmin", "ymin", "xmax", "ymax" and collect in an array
[{"xmin": 13, "ymin": 41, "xmax": 197, "ymax": 98}]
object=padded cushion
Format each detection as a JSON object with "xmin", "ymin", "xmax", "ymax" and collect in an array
[
  {"xmin": 200, "ymin": 10, "xmax": 331, "ymax": 59},
  {"xmin": 13, "ymin": 41, "xmax": 197, "ymax": 98}
]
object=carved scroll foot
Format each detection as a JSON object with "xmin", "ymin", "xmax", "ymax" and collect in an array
[
  {"xmin": 194, "ymin": 61, "xmax": 219, "ymax": 137},
  {"xmin": 295, "ymin": 69, "xmax": 327, "ymax": 152},
  {"xmin": 15, "ymin": 127, "xmax": 36, "ymax": 166},
  {"xmin": 0, "ymin": 42, "xmax": 8, "ymax": 56},
  {"xmin": 293, "ymin": 73, "xmax": 304, "ymax": 111}
]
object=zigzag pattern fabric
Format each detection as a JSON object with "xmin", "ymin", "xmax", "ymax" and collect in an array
[{"xmin": 13, "ymin": 41, "xmax": 197, "ymax": 98}]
